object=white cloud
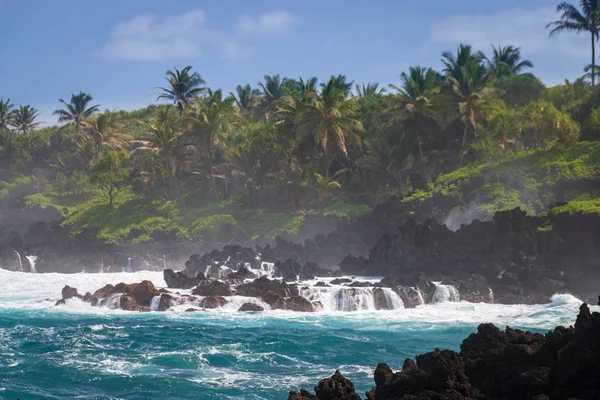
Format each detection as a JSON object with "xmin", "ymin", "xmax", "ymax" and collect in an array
[
  {"xmin": 236, "ymin": 10, "xmax": 296, "ymax": 36},
  {"xmin": 97, "ymin": 10, "xmax": 240, "ymax": 61},
  {"xmin": 97, "ymin": 9, "xmax": 297, "ymax": 61},
  {"xmin": 430, "ymin": 8, "xmax": 589, "ymax": 59}
]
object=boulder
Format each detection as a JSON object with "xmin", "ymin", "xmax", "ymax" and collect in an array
[
  {"xmin": 262, "ymin": 290, "xmax": 284, "ymax": 306},
  {"xmin": 238, "ymin": 303, "xmax": 264, "ymax": 312},
  {"xmin": 163, "ymin": 268, "xmax": 204, "ymax": 289},
  {"xmin": 235, "ymin": 276, "xmax": 295, "ymax": 298},
  {"xmin": 273, "ymin": 296, "xmax": 315, "ymax": 312},
  {"xmin": 119, "ymin": 295, "xmax": 146, "ymax": 311},
  {"xmin": 289, "ymin": 370, "xmax": 361, "ymax": 400},
  {"xmin": 132, "ymin": 280, "xmax": 160, "ymax": 306},
  {"xmin": 227, "ymin": 266, "xmax": 257, "ymax": 281},
  {"xmin": 61, "ymin": 285, "xmax": 79, "ymax": 300},
  {"xmin": 192, "ymin": 280, "xmax": 233, "ymax": 297},
  {"xmin": 331, "ymin": 278, "xmax": 353, "ymax": 285},
  {"xmin": 199, "ymin": 295, "xmax": 228, "ymax": 309},
  {"xmin": 157, "ymin": 293, "xmax": 174, "ymax": 311}
]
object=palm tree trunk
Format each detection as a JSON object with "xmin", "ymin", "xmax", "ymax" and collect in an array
[
  {"xmin": 208, "ymin": 145, "xmax": 219, "ymax": 201},
  {"xmin": 593, "ymin": 32, "xmax": 596, "ymax": 92},
  {"xmin": 461, "ymin": 122, "xmax": 469, "ymax": 149},
  {"xmin": 165, "ymin": 157, "xmax": 185, "ymax": 208}
]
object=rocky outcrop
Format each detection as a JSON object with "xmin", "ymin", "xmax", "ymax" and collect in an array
[
  {"xmin": 183, "ymin": 244, "xmax": 260, "ymax": 279},
  {"xmin": 236, "ymin": 276, "xmax": 298, "ymax": 298},
  {"xmin": 191, "ymin": 280, "xmax": 233, "ymax": 297},
  {"xmin": 163, "ymin": 268, "xmax": 204, "ymax": 289},
  {"xmin": 272, "ymin": 296, "xmax": 318, "ymax": 312},
  {"xmin": 275, "ymin": 259, "xmax": 332, "ymax": 282},
  {"xmin": 288, "ymin": 302, "xmax": 600, "ymax": 400},
  {"xmin": 288, "ymin": 370, "xmax": 362, "ymax": 400},
  {"xmin": 226, "ymin": 266, "xmax": 257, "ymax": 281},
  {"xmin": 238, "ymin": 302, "xmax": 264, "ymax": 312},
  {"xmin": 342, "ymin": 209, "xmax": 600, "ymax": 304},
  {"xmin": 199, "ymin": 295, "xmax": 228, "ymax": 309}
]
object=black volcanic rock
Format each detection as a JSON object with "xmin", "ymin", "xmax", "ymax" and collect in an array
[
  {"xmin": 235, "ymin": 276, "xmax": 298, "ymax": 298},
  {"xmin": 342, "ymin": 209, "xmax": 600, "ymax": 304},
  {"xmin": 291, "ymin": 302, "xmax": 600, "ymax": 400},
  {"xmin": 238, "ymin": 302, "xmax": 264, "ymax": 312},
  {"xmin": 227, "ymin": 266, "xmax": 257, "ymax": 281},
  {"xmin": 191, "ymin": 280, "xmax": 233, "ymax": 297},
  {"xmin": 275, "ymin": 259, "xmax": 332, "ymax": 282},
  {"xmin": 289, "ymin": 370, "xmax": 361, "ymax": 400},
  {"xmin": 163, "ymin": 268, "xmax": 204, "ymax": 289}
]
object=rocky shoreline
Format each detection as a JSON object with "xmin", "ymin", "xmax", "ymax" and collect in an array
[
  {"xmin": 287, "ymin": 300, "xmax": 600, "ymax": 400},
  {"xmin": 5, "ymin": 207, "xmax": 600, "ymax": 305}
]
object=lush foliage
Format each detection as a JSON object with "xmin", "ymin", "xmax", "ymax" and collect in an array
[{"xmin": 2, "ymin": 27, "xmax": 600, "ymax": 242}]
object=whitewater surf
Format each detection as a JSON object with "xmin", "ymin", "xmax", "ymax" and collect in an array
[{"xmin": 0, "ymin": 269, "xmax": 595, "ymax": 399}]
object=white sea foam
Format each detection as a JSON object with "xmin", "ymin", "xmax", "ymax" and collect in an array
[{"xmin": 0, "ymin": 269, "xmax": 596, "ymax": 331}]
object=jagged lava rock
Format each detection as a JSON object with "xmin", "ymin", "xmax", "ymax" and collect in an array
[
  {"xmin": 191, "ymin": 280, "xmax": 233, "ymax": 296},
  {"xmin": 199, "ymin": 295, "xmax": 228, "ymax": 309},
  {"xmin": 238, "ymin": 302, "xmax": 264, "ymax": 312},
  {"xmin": 163, "ymin": 268, "xmax": 204, "ymax": 289}
]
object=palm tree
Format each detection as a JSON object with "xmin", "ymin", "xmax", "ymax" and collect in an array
[
  {"xmin": 189, "ymin": 89, "xmax": 238, "ymax": 200},
  {"xmin": 53, "ymin": 91, "xmax": 100, "ymax": 132},
  {"xmin": 229, "ymin": 84, "xmax": 260, "ymax": 112},
  {"xmin": 295, "ymin": 76, "xmax": 364, "ymax": 170},
  {"xmin": 294, "ymin": 77, "xmax": 319, "ymax": 102},
  {"xmin": 387, "ymin": 66, "xmax": 440, "ymax": 179},
  {"xmin": 0, "ymin": 98, "xmax": 15, "ymax": 130},
  {"xmin": 132, "ymin": 107, "xmax": 185, "ymax": 204},
  {"xmin": 547, "ymin": 0, "xmax": 600, "ymax": 90},
  {"xmin": 12, "ymin": 105, "xmax": 42, "ymax": 134},
  {"xmin": 447, "ymin": 63, "xmax": 503, "ymax": 149},
  {"xmin": 84, "ymin": 111, "xmax": 131, "ymax": 161},
  {"xmin": 441, "ymin": 44, "xmax": 484, "ymax": 83},
  {"xmin": 157, "ymin": 65, "xmax": 206, "ymax": 121},
  {"xmin": 356, "ymin": 82, "xmax": 386, "ymax": 98},
  {"xmin": 258, "ymin": 74, "xmax": 288, "ymax": 119},
  {"xmin": 484, "ymin": 45, "xmax": 534, "ymax": 78}
]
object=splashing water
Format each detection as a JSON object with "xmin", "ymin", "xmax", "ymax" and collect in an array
[
  {"xmin": 26, "ymin": 255, "xmax": 37, "ymax": 273},
  {"xmin": 14, "ymin": 251, "xmax": 23, "ymax": 272},
  {"xmin": 431, "ymin": 282, "xmax": 460, "ymax": 303}
]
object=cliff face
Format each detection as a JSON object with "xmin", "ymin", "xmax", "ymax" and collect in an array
[
  {"xmin": 289, "ymin": 302, "xmax": 600, "ymax": 400},
  {"xmin": 339, "ymin": 208, "xmax": 600, "ymax": 303}
]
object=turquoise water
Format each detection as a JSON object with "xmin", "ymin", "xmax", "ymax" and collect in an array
[{"xmin": 0, "ymin": 270, "xmax": 588, "ymax": 400}]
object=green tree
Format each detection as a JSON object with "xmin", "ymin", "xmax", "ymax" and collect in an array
[
  {"xmin": 0, "ymin": 98, "xmax": 15, "ymax": 130},
  {"xmin": 89, "ymin": 150, "xmax": 131, "ymax": 206},
  {"xmin": 189, "ymin": 89, "xmax": 238, "ymax": 200},
  {"xmin": 484, "ymin": 45, "xmax": 534, "ymax": 78},
  {"xmin": 132, "ymin": 107, "xmax": 185, "ymax": 204},
  {"xmin": 548, "ymin": 0, "xmax": 600, "ymax": 90},
  {"xmin": 519, "ymin": 101, "xmax": 580, "ymax": 148},
  {"xmin": 229, "ymin": 84, "xmax": 260, "ymax": 116},
  {"xmin": 295, "ymin": 76, "xmax": 364, "ymax": 172},
  {"xmin": 157, "ymin": 65, "xmax": 206, "ymax": 121},
  {"xmin": 53, "ymin": 91, "xmax": 100, "ymax": 132},
  {"xmin": 12, "ymin": 105, "xmax": 42, "ymax": 134},
  {"xmin": 388, "ymin": 66, "xmax": 440, "ymax": 178},
  {"xmin": 84, "ymin": 111, "xmax": 131, "ymax": 160},
  {"xmin": 446, "ymin": 63, "xmax": 503, "ymax": 149},
  {"xmin": 257, "ymin": 74, "xmax": 288, "ymax": 119},
  {"xmin": 441, "ymin": 44, "xmax": 484, "ymax": 83}
]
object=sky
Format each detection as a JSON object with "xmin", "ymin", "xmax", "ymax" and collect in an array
[{"xmin": 0, "ymin": 0, "xmax": 592, "ymax": 125}]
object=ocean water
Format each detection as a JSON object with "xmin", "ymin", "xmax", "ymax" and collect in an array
[{"xmin": 0, "ymin": 269, "xmax": 592, "ymax": 400}]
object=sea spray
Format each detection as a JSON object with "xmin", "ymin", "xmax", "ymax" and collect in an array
[
  {"xmin": 26, "ymin": 255, "xmax": 37, "ymax": 273},
  {"xmin": 14, "ymin": 251, "xmax": 23, "ymax": 272},
  {"xmin": 431, "ymin": 282, "xmax": 460, "ymax": 303}
]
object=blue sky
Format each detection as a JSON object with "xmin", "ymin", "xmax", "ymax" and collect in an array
[{"xmin": 0, "ymin": 0, "xmax": 591, "ymax": 125}]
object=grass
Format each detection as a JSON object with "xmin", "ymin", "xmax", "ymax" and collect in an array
[{"xmin": 403, "ymin": 142, "xmax": 600, "ymax": 219}]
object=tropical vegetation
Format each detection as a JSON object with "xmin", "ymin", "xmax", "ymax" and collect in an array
[{"xmin": 2, "ymin": 13, "xmax": 600, "ymax": 243}]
